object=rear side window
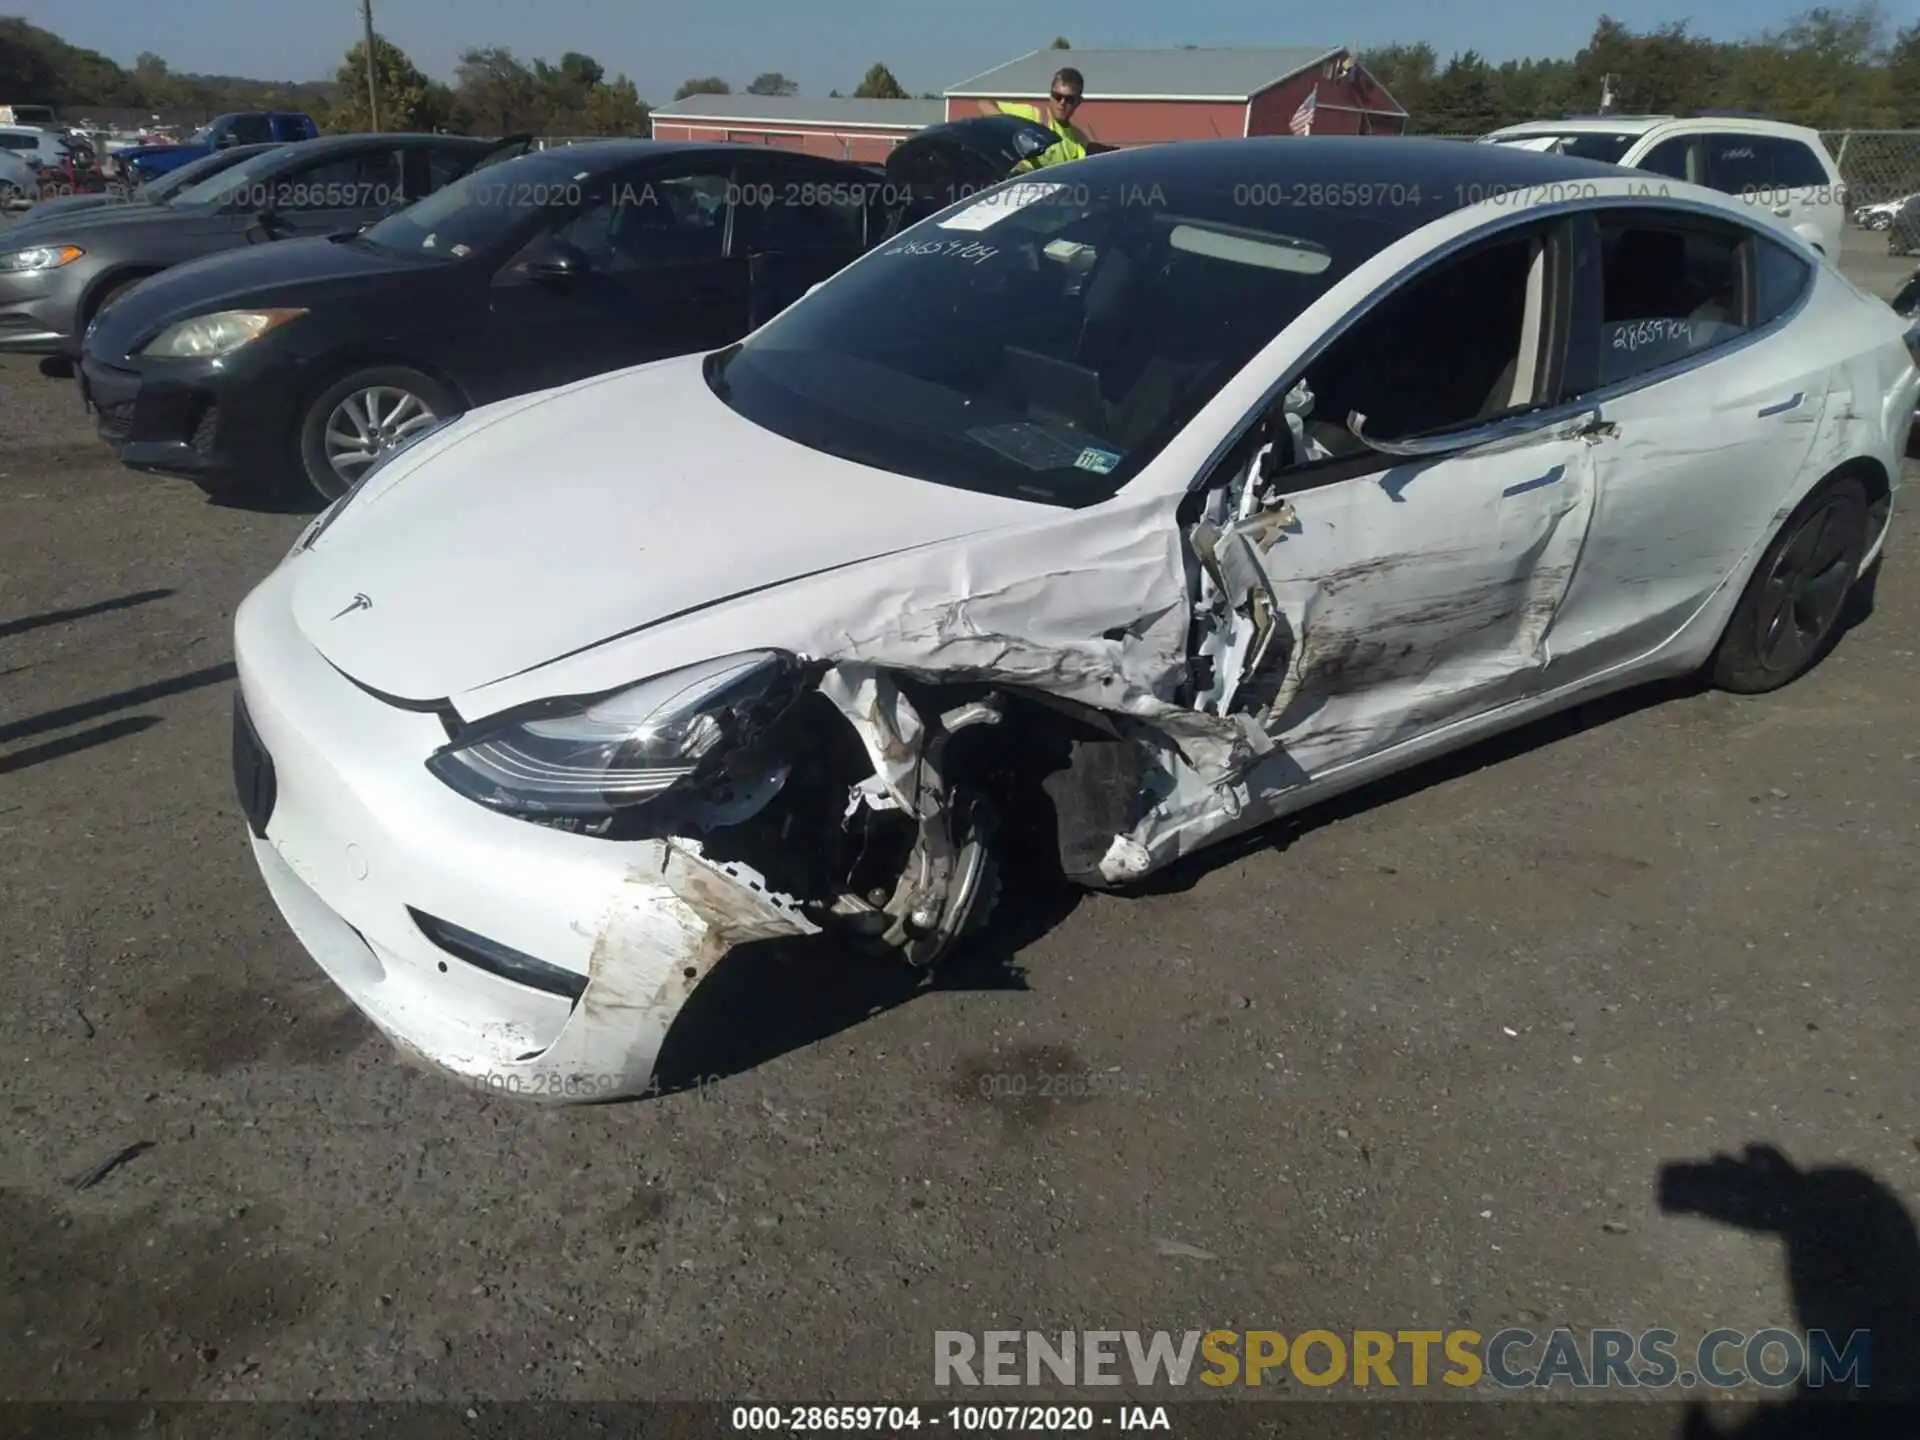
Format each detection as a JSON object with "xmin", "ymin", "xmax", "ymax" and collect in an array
[
  {"xmin": 273, "ymin": 150, "xmax": 404, "ymax": 211},
  {"xmin": 1752, "ymin": 235, "xmax": 1813, "ymax": 325},
  {"xmin": 1703, "ymin": 134, "xmax": 1830, "ymax": 195},
  {"xmin": 228, "ymin": 115, "xmax": 275, "ymax": 145},
  {"xmin": 426, "ymin": 146, "xmax": 472, "ymax": 192},
  {"xmin": 1590, "ymin": 213, "xmax": 1751, "ymax": 386},
  {"xmin": 732, "ymin": 163, "xmax": 866, "ymax": 252},
  {"xmin": 1765, "ymin": 140, "xmax": 1829, "ymax": 188}
]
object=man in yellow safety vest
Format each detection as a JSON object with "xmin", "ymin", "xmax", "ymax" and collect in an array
[{"xmin": 978, "ymin": 66, "xmax": 1090, "ymax": 172}]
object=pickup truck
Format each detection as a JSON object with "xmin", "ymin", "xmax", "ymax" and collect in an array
[{"xmin": 107, "ymin": 111, "xmax": 318, "ymax": 184}]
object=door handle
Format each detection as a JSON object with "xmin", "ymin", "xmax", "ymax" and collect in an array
[
  {"xmin": 1757, "ymin": 392, "xmax": 1803, "ymax": 418},
  {"xmin": 1771, "ymin": 205, "xmax": 1792, "ymax": 217}
]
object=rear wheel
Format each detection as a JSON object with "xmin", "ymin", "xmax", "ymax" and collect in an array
[
  {"xmin": 297, "ymin": 365, "xmax": 457, "ymax": 504},
  {"xmin": 1708, "ymin": 474, "xmax": 1869, "ymax": 694},
  {"xmin": 0, "ymin": 180, "xmax": 23, "ymax": 210}
]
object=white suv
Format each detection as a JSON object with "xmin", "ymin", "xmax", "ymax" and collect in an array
[
  {"xmin": 1478, "ymin": 115, "xmax": 1846, "ymax": 258},
  {"xmin": 0, "ymin": 123, "xmax": 71, "ymax": 171}
]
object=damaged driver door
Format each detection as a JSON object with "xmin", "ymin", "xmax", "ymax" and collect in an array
[{"xmin": 1190, "ymin": 218, "xmax": 1602, "ymax": 785}]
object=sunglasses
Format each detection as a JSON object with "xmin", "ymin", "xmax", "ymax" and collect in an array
[{"xmin": 1050, "ymin": 91, "xmax": 1082, "ymax": 107}]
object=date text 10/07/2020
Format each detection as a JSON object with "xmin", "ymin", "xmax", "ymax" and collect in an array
[
  {"xmin": 729, "ymin": 1406, "xmax": 1172, "ymax": 1431},
  {"xmin": 1232, "ymin": 180, "xmax": 1674, "ymax": 210}
]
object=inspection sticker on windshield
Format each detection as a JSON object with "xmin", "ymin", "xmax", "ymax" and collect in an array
[
  {"xmin": 1073, "ymin": 446, "xmax": 1121, "ymax": 474},
  {"xmin": 939, "ymin": 181, "xmax": 1068, "ymax": 231}
]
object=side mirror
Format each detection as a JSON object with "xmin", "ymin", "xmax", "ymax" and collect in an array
[
  {"xmin": 521, "ymin": 236, "xmax": 587, "ymax": 282},
  {"xmin": 246, "ymin": 208, "xmax": 287, "ymax": 242},
  {"xmin": 1012, "ymin": 129, "xmax": 1053, "ymax": 160},
  {"xmin": 215, "ymin": 132, "xmax": 239, "ymax": 150}
]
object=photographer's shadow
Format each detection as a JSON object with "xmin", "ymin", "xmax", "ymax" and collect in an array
[{"xmin": 1660, "ymin": 1143, "xmax": 1920, "ymax": 1439}]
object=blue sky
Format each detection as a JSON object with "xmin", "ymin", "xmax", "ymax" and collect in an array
[{"xmin": 18, "ymin": 0, "xmax": 1860, "ymax": 103}]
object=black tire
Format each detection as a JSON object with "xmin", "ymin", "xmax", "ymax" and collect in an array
[
  {"xmin": 1707, "ymin": 474, "xmax": 1870, "ymax": 694},
  {"xmin": 296, "ymin": 364, "xmax": 458, "ymax": 504}
]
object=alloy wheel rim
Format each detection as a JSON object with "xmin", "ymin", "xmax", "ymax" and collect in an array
[
  {"xmin": 322, "ymin": 386, "xmax": 438, "ymax": 491},
  {"xmin": 1754, "ymin": 497, "xmax": 1857, "ymax": 675}
]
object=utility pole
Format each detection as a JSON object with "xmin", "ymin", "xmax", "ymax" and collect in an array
[{"xmin": 361, "ymin": 0, "xmax": 380, "ymax": 130}]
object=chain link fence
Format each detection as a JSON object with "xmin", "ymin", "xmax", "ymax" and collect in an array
[{"xmin": 1823, "ymin": 132, "xmax": 1920, "ymax": 211}]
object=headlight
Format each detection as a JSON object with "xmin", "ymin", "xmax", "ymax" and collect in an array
[
  {"xmin": 0, "ymin": 244, "xmax": 83, "ymax": 273},
  {"xmin": 294, "ymin": 415, "xmax": 455, "ymax": 554},
  {"xmin": 139, "ymin": 307, "xmax": 307, "ymax": 359},
  {"xmin": 426, "ymin": 651, "xmax": 803, "ymax": 821}
]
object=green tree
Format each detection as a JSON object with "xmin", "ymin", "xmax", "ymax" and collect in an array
[
  {"xmin": 1357, "ymin": 42, "xmax": 1438, "ymax": 124},
  {"xmin": 1419, "ymin": 51, "xmax": 1502, "ymax": 134},
  {"xmin": 575, "ymin": 75, "xmax": 652, "ymax": 135},
  {"xmin": 1886, "ymin": 20, "xmax": 1920, "ymax": 126},
  {"xmin": 0, "ymin": 16, "xmax": 144, "ymax": 106},
  {"xmin": 746, "ymin": 71, "xmax": 798, "ymax": 95},
  {"xmin": 674, "ymin": 75, "xmax": 731, "ymax": 100},
  {"xmin": 1050, "ymin": 37, "xmax": 1071, "ymax": 49},
  {"xmin": 852, "ymin": 62, "xmax": 907, "ymax": 99},
  {"xmin": 325, "ymin": 34, "xmax": 443, "ymax": 132},
  {"xmin": 455, "ymin": 47, "xmax": 540, "ymax": 132},
  {"xmin": 532, "ymin": 51, "xmax": 606, "ymax": 122},
  {"xmin": 1755, "ymin": 4, "xmax": 1898, "ymax": 127}
]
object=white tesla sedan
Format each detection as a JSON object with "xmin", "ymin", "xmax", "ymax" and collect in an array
[{"xmin": 232, "ymin": 138, "xmax": 1920, "ymax": 1103}]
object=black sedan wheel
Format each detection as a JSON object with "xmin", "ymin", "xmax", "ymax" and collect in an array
[
  {"xmin": 1708, "ymin": 474, "xmax": 1869, "ymax": 694},
  {"xmin": 298, "ymin": 366, "xmax": 456, "ymax": 503}
]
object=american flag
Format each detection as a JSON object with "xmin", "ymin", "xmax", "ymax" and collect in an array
[{"xmin": 1289, "ymin": 86, "xmax": 1318, "ymax": 136}]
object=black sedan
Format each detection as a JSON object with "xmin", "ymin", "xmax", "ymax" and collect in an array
[
  {"xmin": 78, "ymin": 123, "xmax": 1058, "ymax": 505},
  {"xmin": 0, "ymin": 130, "xmax": 529, "ymax": 359}
]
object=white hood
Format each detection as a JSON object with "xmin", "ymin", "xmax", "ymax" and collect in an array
[{"xmin": 290, "ymin": 356, "xmax": 1049, "ymax": 702}]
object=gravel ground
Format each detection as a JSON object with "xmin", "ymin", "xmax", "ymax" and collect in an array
[{"xmin": 1, "ymin": 218, "xmax": 1917, "ymax": 1431}]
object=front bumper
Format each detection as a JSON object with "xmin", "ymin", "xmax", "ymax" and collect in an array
[
  {"xmin": 232, "ymin": 559, "xmax": 818, "ymax": 1102},
  {"xmin": 81, "ymin": 347, "xmax": 303, "ymax": 492},
  {"xmin": 0, "ymin": 272, "xmax": 76, "ymax": 354}
]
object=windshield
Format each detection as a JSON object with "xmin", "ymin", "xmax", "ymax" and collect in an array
[
  {"xmin": 361, "ymin": 150, "xmax": 588, "ymax": 257},
  {"xmin": 167, "ymin": 145, "xmax": 298, "ymax": 208},
  {"xmin": 1489, "ymin": 132, "xmax": 1639, "ymax": 164},
  {"xmin": 708, "ymin": 163, "xmax": 1441, "ymax": 505}
]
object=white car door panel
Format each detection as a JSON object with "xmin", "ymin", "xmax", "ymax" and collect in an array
[
  {"xmin": 1209, "ymin": 422, "xmax": 1598, "ymax": 784},
  {"xmin": 1539, "ymin": 218, "xmax": 1834, "ymax": 687}
]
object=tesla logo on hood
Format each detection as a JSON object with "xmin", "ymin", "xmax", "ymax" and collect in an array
[{"xmin": 330, "ymin": 592, "xmax": 373, "ymax": 620}]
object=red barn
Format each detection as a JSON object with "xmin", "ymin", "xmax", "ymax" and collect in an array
[
  {"xmin": 647, "ymin": 95, "xmax": 946, "ymax": 164},
  {"xmin": 944, "ymin": 45, "xmax": 1408, "ymax": 143}
]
